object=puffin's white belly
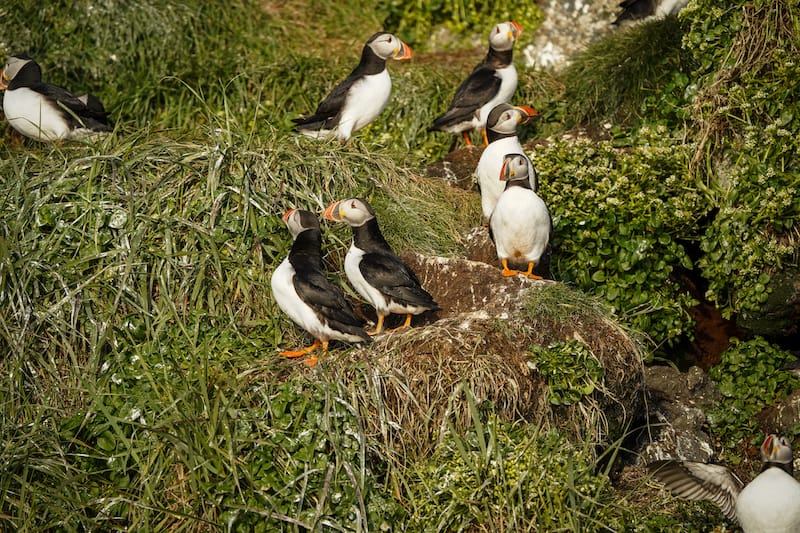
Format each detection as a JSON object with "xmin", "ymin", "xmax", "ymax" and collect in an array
[
  {"xmin": 344, "ymin": 245, "xmax": 391, "ymax": 313},
  {"xmin": 490, "ymin": 188, "xmax": 550, "ymax": 264},
  {"xmin": 736, "ymin": 468, "xmax": 800, "ymax": 533},
  {"xmin": 337, "ymin": 71, "xmax": 391, "ymax": 140},
  {"xmin": 4, "ymin": 88, "xmax": 69, "ymax": 141},
  {"xmin": 271, "ymin": 259, "xmax": 327, "ymax": 338}
]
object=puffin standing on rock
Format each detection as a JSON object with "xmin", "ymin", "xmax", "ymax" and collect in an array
[
  {"xmin": 429, "ymin": 21, "xmax": 523, "ymax": 147},
  {"xmin": 475, "ymin": 103, "xmax": 538, "ymax": 224},
  {"xmin": 1, "ymin": 54, "xmax": 112, "ymax": 141},
  {"xmin": 292, "ymin": 32, "xmax": 412, "ymax": 143},
  {"xmin": 648, "ymin": 434, "xmax": 800, "ymax": 533},
  {"xmin": 489, "ymin": 153, "xmax": 552, "ymax": 280},
  {"xmin": 271, "ymin": 209, "xmax": 371, "ymax": 367},
  {"xmin": 323, "ymin": 198, "xmax": 440, "ymax": 335}
]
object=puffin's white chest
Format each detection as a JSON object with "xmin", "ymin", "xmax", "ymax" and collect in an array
[
  {"xmin": 344, "ymin": 244, "xmax": 390, "ymax": 312},
  {"xmin": 336, "ymin": 70, "xmax": 391, "ymax": 141},
  {"xmin": 475, "ymin": 136, "xmax": 530, "ymax": 221},
  {"xmin": 476, "ymin": 65, "xmax": 518, "ymax": 128},
  {"xmin": 271, "ymin": 259, "xmax": 326, "ymax": 336},
  {"xmin": 490, "ymin": 188, "xmax": 550, "ymax": 264},
  {"xmin": 3, "ymin": 88, "xmax": 69, "ymax": 141},
  {"xmin": 736, "ymin": 468, "xmax": 800, "ymax": 533}
]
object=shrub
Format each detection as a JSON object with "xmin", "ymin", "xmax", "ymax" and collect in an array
[
  {"xmin": 708, "ymin": 336, "xmax": 800, "ymax": 452},
  {"xmin": 534, "ymin": 131, "xmax": 705, "ymax": 351},
  {"xmin": 683, "ymin": 0, "xmax": 800, "ymax": 318}
]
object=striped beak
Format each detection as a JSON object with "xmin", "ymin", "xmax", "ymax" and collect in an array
[{"xmin": 322, "ymin": 201, "xmax": 342, "ymax": 222}]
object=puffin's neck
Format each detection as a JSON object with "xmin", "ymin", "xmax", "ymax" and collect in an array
[
  {"xmin": 504, "ymin": 178, "xmax": 532, "ymax": 192},
  {"xmin": 762, "ymin": 461, "xmax": 793, "ymax": 476},
  {"xmin": 289, "ymin": 229, "xmax": 323, "ymax": 270},
  {"xmin": 487, "ymin": 129, "xmax": 516, "ymax": 144},
  {"xmin": 484, "ymin": 47, "xmax": 513, "ymax": 69},
  {"xmin": 351, "ymin": 218, "xmax": 391, "ymax": 253},
  {"xmin": 356, "ymin": 47, "xmax": 387, "ymax": 76}
]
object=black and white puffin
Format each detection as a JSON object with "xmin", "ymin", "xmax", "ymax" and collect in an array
[
  {"xmin": 292, "ymin": 32, "xmax": 412, "ymax": 143},
  {"xmin": 475, "ymin": 103, "xmax": 538, "ymax": 224},
  {"xmin": 271, "ymin": 208, "xmax": 371, "ymax": 367},
  {"xmin": 1, "ymin": 55, "xmax": 112, "ymax": 141},
  {"xmin": 322, "ymin": 198, "xmax": 440, "ymax": 335},
  {"xmin": 648, "ymin": 434, "xmax": 800, "ymax": 533},
  {"xmin": 429, "ymin": 21, "xmax": 523, "ymax": 147},
  {"xmin": 489, "ymin": 153, "xmax": 551, "ymax": 280},
  {"xmin": 612, "ymin": 0, "xmax": 689, "ymax": 25}
]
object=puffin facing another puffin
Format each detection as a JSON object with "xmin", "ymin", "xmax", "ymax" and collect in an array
[
  {"xmin": 1, "ymin": 54, "xmax": 112, "ymax": 142},
  {"xmin": 323, "ymin": 198, "xmax": 440, "ymax": 335},
  {"xmin": 475, "ymin": 103, "xmax": 538, "ymax": 224},
  {"xmin": 489, "ymin": 153, "xmax": 552, "ymax": 280},
  {"xmin": 648, "ymin": 434, "xmax": 800, "ymax": 533},
  {"xmin": 292, "ymin": 32, "xmax": 412, "ymax": 143},
  {"xmin": 271, "ymin": 208, "xmax": 371, "ymax": 367},
  {"xmin": 429, "ymin": 21, "xmax": 523, "ymax": 147}
]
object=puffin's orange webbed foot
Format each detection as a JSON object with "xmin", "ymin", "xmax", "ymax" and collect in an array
[
  {"xmin": 386, "ymin": 314, "xmax": 413, "ymax": 333},
  {"xmin": 462, "ymin": 131, "xmax": 473, "ymax": 147},
  {"xmin": 522, "ymin": 262, "xmax": 543, "ymax": 280},
  {"xmin": 501, "ymin": 259, "xmax": 518, "ymax": 277}
]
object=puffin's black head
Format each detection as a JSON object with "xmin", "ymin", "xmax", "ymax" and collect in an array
[
  {"xmin": 1, "ymin": 54, "xmax": 41, "ymax": 90},
  {"xmin": 323, "ymin": 198, "xmax": 376, "ymax": 227},
  {"xmin": 486, "ymin": 103, "xmax": 538, "ymax": 135},
  {"xmin": 282, "ymin": 208, "xmax": 321, "ymax": 239},
  {"xmin": 364, "ymin": 32, "xmax": 413, "ymax": 61}
]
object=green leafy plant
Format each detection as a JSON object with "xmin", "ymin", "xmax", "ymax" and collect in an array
[
  {"xmin": 683, "ymin": 0, "xmax": 800, "ymax": 319},
  {"xmin": 406, "ymin": 393, "xmax": 626, "ymax": 531},
  {"xmin": 535, "ymin": 132, "xmax": 704, "ymax": 350},
  {"xmin": 708, "ymin": 336, "xmax": 800, "ymax": 451},
  {"xmin": 530, "ymin": 339, "xmax": 605, "ymax": 406}
]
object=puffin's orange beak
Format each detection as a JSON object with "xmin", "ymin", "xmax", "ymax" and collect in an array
[
  {"xmin": 0, "ymin": 69, "xmax": 8, "ymax": 90},
  {"xmin": 500, "ymin": 159, "xmax": 511, "ymax": 181},
  {"xmin": 282, "ymin": 208, "xmax": 296, "ymax": 223},
  {"xmin": 516, "ymin": 105, "xmax": 538, "ymax": 121},
  {"xmin": 322, "ymin": 201, "xmax": 341, "ymax": 221},
  {"xmin": 509, "ymin": 21, "xmax": 523, "ymax": 38},
  {"xmin": 395, "ymin": 40, "xmax": 413, "ymax": 61},
  {"xmin": 761, "ymin": 434, "xmax": 776, "ymax": 456}
]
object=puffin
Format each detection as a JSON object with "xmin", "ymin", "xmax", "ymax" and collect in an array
[
  {"xmin": 648, "ymin": 434, "xmax": 800, "ymax": 533},
  {"xmin": 322, "ymin": 198, "xmax": 440, "ymax": 335},
  {"xmin": 1, "ymin": 54, "xmax": 112, "ymax": 141},
  {"xmin": 429, "ymin": 21, "xmax": 523, "ymax": 147},
  {"xmin": 612, "ymin": 0, "xmax": 689, "ymax": 25},
  {"xmin": 475, "ymin": 103, "xmax": 538, "ymax": 224},
  {"xmin": 489, "ymin": 153, "xmax": 552, "ymax": 280},
  {"xmin": 271, "ymin": 208, "xmax": 371, "ymax": 367},
  {"xmin": 292, "ymin": 32, "xmax": 413, "ymax": 143}
]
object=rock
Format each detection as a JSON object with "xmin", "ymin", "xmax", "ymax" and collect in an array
[
  {"xmin": 736, "ymin": 266, "xmax": 800, "ymax": 339},
  {"xmin": 757, "ymin": 389, "xmax": 800, "ymax": 436},
  {"xmin": 638, "ymin": 365, "xmax": 721, "ymax": 463},
  {"xmin": 524, "ymin": 0, "xmax": 622, "ymax": 69},
  {"xmin": 327, "ymin": 253, "xmax": 645, "ymax": 457}
]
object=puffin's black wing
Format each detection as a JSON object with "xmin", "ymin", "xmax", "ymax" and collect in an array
[
  {"xmin": 293, "ymin": 268, "xmax": 366, "ymax": 330},
  {"xmin": 431, "ymin": 65, "xmax": 501, "ymax": 128},
  {"xmin": 292, "ymin": 73, "xmax": 359, "ymax": 130},
  {"xmin": 360, "ymin": 252, "xmax": 440, "ymax": 310},
  {"xmin": 35, "ymin": 82, "xmax": 112, "ymax": 130}
]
